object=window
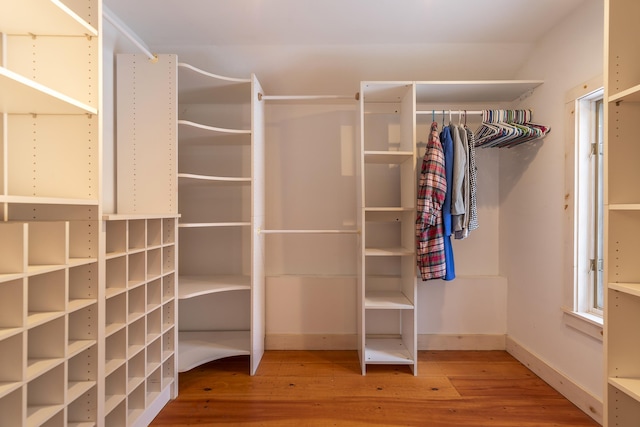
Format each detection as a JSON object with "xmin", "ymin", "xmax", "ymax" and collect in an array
[{"xmin": 564, "ymin": 78, "xmax": 604, "ymax": 336}]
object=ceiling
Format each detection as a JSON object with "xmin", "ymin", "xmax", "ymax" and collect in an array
[{"xmin": 104, "ymin": 0, "xmax": 587, "ymax": 48}]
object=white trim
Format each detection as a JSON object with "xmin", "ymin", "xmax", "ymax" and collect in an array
[
  {"xmin": 265, "ymin": 333, "xmax": 506, "ymax": 351},
  {"xmin": 562, "ymin": 307, "xmax": 603, "ymax": 342},
  {"xmin": 506, "ymin": 336, "xmax": 603, "ymax": 425}
]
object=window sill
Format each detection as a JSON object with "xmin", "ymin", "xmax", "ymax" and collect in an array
[{"xmin": 562, "ymin": 307, "xmax": 603, "ymax": 342}]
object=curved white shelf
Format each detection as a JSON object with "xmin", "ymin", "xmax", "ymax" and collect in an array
[
  {"xmin": 177, "ymin": 63, "xmax": 250, "ymax": 84},
  {"xmin": 178, "ymin": 331, "xmax": 250, "ymax": 372},
  {"xmin": 179, "ymin": 275, "xmax": 250, "ymax": 299},
  {"xmin": 0, "ymin": 67, "xmax": 97, "ymax": 115},
  {"xmin": 0, "ymin": 0, "xmax": 98, "ymax": 36},
  {"xmin": 178, "ymin": 173, "xmax": 251, "ymax": 183},
  {"xmin": 178, "ymin": 119, "xmax": 251, "ymax": 135}
]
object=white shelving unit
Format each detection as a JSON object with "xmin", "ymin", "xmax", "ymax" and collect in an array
[
  {"xmin": 0, "ymin": 1, "xmax": 100, "ymax": 425},
  {"xmin": 114, "ymin": 53, "xmax": 180, "ymax": 426},
  {"xmin": 604, "ymin": 1, "xmax": 640, "ymax": 424},
  {"xmin": 356, "ymin": 79, "xmax": 543, "ymax": 375},
  {"xmin": 102, "ymin": 215, "xmax": 178, "ymax": 427},
  {"xmin": 176, "ymin": 63, "xmax": 265, "ymax": 375},
  {"xmin": 357, "ymin": 82, "xmax": 417, "ymax": 374}
]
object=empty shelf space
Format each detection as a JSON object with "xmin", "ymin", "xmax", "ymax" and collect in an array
[
  {"xmin": 177, "ymin": 119, "xmax": 251, "ymax": 135},
  {"xmin": 609, "ymin": 83, "xmax": 640, "ymax": 103},
  {"xmin": 364, "ymin": 151, "xmax": 414, "ymax": 164},
  {"xmin": 0, "ymin": 67, "xmax": 97, "ymax": 115},
  {"xmin": 365, "ymin": 247, "xmax": 414, "ymax": 256},
  {"xmin": 365, "ymin": 291, "xmax": 414, "ymax": 309},
  {"xmin": 178, "ymin": 330, "xmax": 250, "ymax": 372},
  {"xmin": 0, "ymin": 0, "xmax": 98, "ymax": 36},
  {"xmin": 179, "ymin": 222, "xmax": 251, "ymax": 228},
  {"xmin": 179, "ymin": 275, "xmax": 251, "ymax": 299},
  {"xmin": 609, "ymin": 283, "xmax": 640, "ymax": 298},
  {"xmin": 609, "ymin": 377, "xmax": 640, "ymax": 402},
  {"xmin": 365, "ymin": 338, "xmax": 414, "ymax": 365},
  {"xmin": 67, "ymin": 381, "xmax": 96, "ymax": 404}
]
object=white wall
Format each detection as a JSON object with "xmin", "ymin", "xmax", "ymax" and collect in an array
[{"xmin": 503, "ymin": 0, "xmax": 604, "ymax": 401}]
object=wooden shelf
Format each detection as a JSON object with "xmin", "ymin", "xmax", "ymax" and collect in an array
[
  {"xmin": 609, "ymin": 283, "xmax": 640, "ymax": 298},
  {"xmin": 609, "ymin": 377, "xmax": 640, "ymax": 402},
  {"xmin": 365, "ymin": 247, "xmax": 414, "ymax": 256},
  {"xmin": 364, "ymin": 151, "xmax": 414, "ymax": 164},
  {"xmin": 609, "ymin": 83, "xmax": 640, "ymax": 103}
]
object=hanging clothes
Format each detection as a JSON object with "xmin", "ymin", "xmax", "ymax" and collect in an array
[
  {"xmin": 416, "ymin": 122, "xmax": 447, "ymax": 280},
  {"xmin": 465, "ymin": 126, "xmax": 479, "ymax": 233},
  {"xmin": 450, "ymin": 123, "xmax": 468, "ymax": 238},
  {"xmin": 439, "ymin": 125, "xmax": 456, "ymax": 281}
]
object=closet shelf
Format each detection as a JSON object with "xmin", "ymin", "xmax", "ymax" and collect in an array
[
  {"xmin": 27, "ymin": 404, "xmax": 66, "ymax": 427},
  {"xmin": 609, "ymin": 204, "xmax": 640, "ymax": 211},
  {"xmin": 0, "ymin": 381, "xmax": 22, "ymax": 401},
  {"xmin": 365, "ymin": 291, "xmax": 413, "ymax": 309},
  {"xmin": 365, "ymin": 338, "xmax": 414, "ymax": 365},
  {"xmin": 608, "ymin": 83, "xmax": 640, "ymax": 103},
  {"xmin": 26, "ymin": 357, "xmax": 64, "ymax": 381},
  {"xmin": 0, "ymin": 0, "xmax": 98, "ymax": 36},
  {"xmin": 364, "ymin": 151, "xmax": 414, "ymax": 164},
  {"xmin": 178, "ymin": 173, "xmax": 251, "ymax": 183},
  {"xmin": 179, "ymin": 275, "xmax": 250, "ymax": 299},
  {"xmin": 609, "ymin": 377, "xmax": 640, "ymax": 402},
  {"xmin": 365, "ymin": 247, "xmax": 414, "ymax": 256},
  {"xmin": 0, "ymin": 66, "xmax": 97, "ymax": 115},
  {"xmin": 177, "ymin": 120, "xmax": 251, "ymax": 136},
  {"xmin": 0, "ymin": 195, "xmax": 99, "ymax": 206},
  {"xmin": 67, "ymin": 380, "xmax": 96, "ymax": 404},
  {"xmin": 414, "ymin": 80, "xmax": 544, "ymax": 103},
  {"xmin": 178, "ymin": 222, "xmax": 251, "ymax": 228},
  {"xmin": 178, "ymin": 331, "xmax": 250, "ymax": 372},
  {"xmin": 609, "ymin": 283, "xmax": 640, "ymax": 298}
]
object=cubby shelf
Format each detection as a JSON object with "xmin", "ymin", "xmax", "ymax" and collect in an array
[{"xmin": 103, "ymin": 215, "xmax": 179, "ymax": 425}]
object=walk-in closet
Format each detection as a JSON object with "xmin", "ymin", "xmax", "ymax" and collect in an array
[{"xmin": 1, "ymin": 0, "xmax": 629, "ymax": 425}]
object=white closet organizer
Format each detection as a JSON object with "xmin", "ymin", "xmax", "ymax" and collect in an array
[
  {"xmin": 115, "ymin": 53, "xmax": 179, "ymax": 426},
  {"xmin": 0, "ymin": 0, "xmax": 100, "ymax": 426},
  {"xmin": 356, "ymin": 80, "xmax": 542, "ymax": 375},
  {"xmin": 102, "ymin": 214, "xmax": 178, "ymax": 427},
  {"xmin": 177, "ymin": 63, "xmax": 265, "ymax": 376},
  {"xmin": 604, "ymin": 0, "xmax": 640, "ymax": 424}
]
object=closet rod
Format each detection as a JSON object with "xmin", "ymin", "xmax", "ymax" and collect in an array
[
  {"xmin": 259, "ymin": 229, "xmax": 359, "ymax": 234},
  {"xmin": 416, "ymin": 110, "xmax": 484, "ymax": 115},
  {"xmin": 103, "ymin": 7, "xmax": 157, "ymax": 62},
  {"xmin": 258, "ymin": 93, "xmax": 358, "ymax": 101}
]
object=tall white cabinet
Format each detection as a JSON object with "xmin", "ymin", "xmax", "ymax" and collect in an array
[
  {"xmin": 176, "ymin": 63, "xmax": 266, "ymax": 376},
  {"xmin": 0, "ymin": 0, "xmax": 101, "ymax": 426},
  {"xmin": 113, "ymin": 53, "xmax": 179, "ymax": 426},
  {"xmin": 604, "ymin": 0, "xmax": 640, "ymax": 424},
  {"xmin": 357, "ymin": 82, "xmax": 418, "ymax": 375}
]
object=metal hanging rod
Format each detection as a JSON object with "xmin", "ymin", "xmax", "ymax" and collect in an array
[
  {"xmin": 103, "ymin": 6, "xmax": 157, "ymax": 62},
  {"xmin": 416, "ymin": 110, "xmax": 484, "ymax": 115}
]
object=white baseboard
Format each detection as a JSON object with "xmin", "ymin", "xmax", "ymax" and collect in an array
[
  {"xmin": 265, "ymin": 333, "xmax": 506, "ymax": 351},
  {"xmin": 266, "ymin": 334, "xmax": 357, "ymax": 350},
  {"xmin": 418, "ymin": 333, "xmax": 506, "ymax": 350},
  {"xmin": 506, "ymin": 336, "xmax": 603, "ymax": 425}
]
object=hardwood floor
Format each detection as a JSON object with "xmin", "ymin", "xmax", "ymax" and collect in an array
[{"xmin": 150, "ymin": 350, "xmax": 600, "ymax": 426}]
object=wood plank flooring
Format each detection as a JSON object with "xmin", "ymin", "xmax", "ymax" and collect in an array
[{"xmin": 150, "ymin": 350, "xmax": 600, "ymax": 426}]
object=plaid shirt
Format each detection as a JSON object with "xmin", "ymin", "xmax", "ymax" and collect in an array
[{"xmin": 416, "ymin": 122, "xmax": 447, "ymax": 280}]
